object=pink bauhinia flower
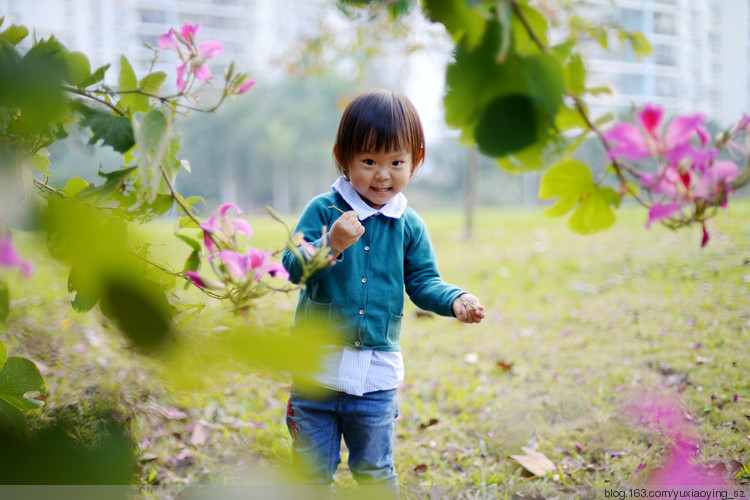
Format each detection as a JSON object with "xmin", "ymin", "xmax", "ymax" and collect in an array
[
  {"xmin": 0, "ymin": 236, "xmax": 34, "ymax": 277},
  {"xmin": 158, "ymin": 22, "xmax": 223, "ymax": 91},
  {"xmin": 199, "ymin": 203, "xmax": 252, "ymax": 255},
  {"xmin": 235, "ymin": 79, "xmax": 255, "ymax": 95},
  {"xmin": 603, "ymin": 104, "xmax": 710, "ymax": 163}
]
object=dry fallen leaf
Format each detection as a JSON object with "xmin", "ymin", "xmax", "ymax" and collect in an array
[
  {"xmin": 412, "ymin": 464, "xmax": 428, "ymax": 475},
  {"xmin": 510, "ymin": 446, "xmax": 557, "ymax": 476},
  {"xmin": 190, "ymin": 420, "xmax": 212, "ymax": 446}
]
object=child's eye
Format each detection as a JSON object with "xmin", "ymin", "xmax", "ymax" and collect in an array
[
  {"xmin": 392, "ymin": 161, "xmax": 404, "ymax": 167},
  {"xmin": 363, "ymin": 159, "xmax": 375, "ymax": 166}
]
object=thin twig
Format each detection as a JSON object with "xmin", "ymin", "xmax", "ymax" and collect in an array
[{"xmin": 63, "ymin": 86, "xmax": 126, "ymax": 116}]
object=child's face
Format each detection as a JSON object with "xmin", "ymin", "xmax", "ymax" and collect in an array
[{"xmin": 347, "ymin": 148, "xmax": 415, "ymax": 209}]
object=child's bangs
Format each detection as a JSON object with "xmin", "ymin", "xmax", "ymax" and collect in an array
[{"xmin": 357, "ymin": 121, "xmax": 407, "ymax": 154}]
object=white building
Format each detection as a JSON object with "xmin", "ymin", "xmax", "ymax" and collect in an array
[
  {"xmin": 579, "ymin": 0, "xmax": 750, "ymax": 127},
  {"xmin": 0, "ymin": 0, "xmax": 331, "ymax": 87}
]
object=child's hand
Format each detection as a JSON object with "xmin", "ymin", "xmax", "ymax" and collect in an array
[
  {"xmin": 452, "ymin": 294, "xmax": 486, "ymax": 324},
  {"xmin": 327, "ymin": 210, "xmax": 365, "ymax": 257}
]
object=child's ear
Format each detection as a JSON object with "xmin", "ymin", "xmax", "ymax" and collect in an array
[
  {"xmin": 333, "ymin": 145, "xmax": 341, "ymax": 164},
  {"xmin": 418, "ymin": 148, "xmax": 424, "ymax": 164}
]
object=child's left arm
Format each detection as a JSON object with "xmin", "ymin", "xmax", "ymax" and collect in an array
[{"xmin": 452, "ymin": 293, "xmax": 486, "ymax": 324}]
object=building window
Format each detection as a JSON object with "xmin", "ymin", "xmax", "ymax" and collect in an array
[
  {"xmin": 653, "ymin": 12, "xmax": 677, "ymax": 35},
  {"xmin": 654, "ymin": 44, "xmax": 678, "ymax": 66},
  {"xmin": 619, "ymin": 74, "xmax": 646, "ymax": 95},
  {"xmin": 140, "ymin": 9, "xmax": 167, "ymax": 24},
  {"xmin": 655, "ymin": 77, "xmax": 679, "ymax": 97},
  {"xmin": 618, "ymin": 8, "xmax": 644, "ymax": 32}
]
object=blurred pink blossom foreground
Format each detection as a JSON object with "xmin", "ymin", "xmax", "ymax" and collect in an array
[{"xmin": 0, "ymin": 236, "xmax": 34, "ymax": 277}]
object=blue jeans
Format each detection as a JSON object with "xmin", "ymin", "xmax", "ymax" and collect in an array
[{"xmin": 286, "ymin": 386, "xmax": 399, "ymax": 488}]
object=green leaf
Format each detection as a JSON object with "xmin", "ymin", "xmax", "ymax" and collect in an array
[
  {"xmin": 544, "ymin": 196, "xmax": 581, "ymax": 217},
  {"xmin": 522, "ymin": 53, "xmax": 565, "ymax": 119},
  {"xmin": 0, "ymin": 356, "xmax": 46, "ymax": 411},
  {"xmin": 139, "ymin": 71, "xmax": 167, "ymax": 95},
  {"xmin": 555, "ymin": 104, "xmax": 588, "ymax": 132},
  {"xmin": 184, "ymin": 250, "xmax": 201, "ymax": 273},
  {"xmin": 0, "ymin": 340, "xmax": 6, "ymax": 370},
  {"xmin": 565, "ymin": 53, "xmax": 586, "ymax": 96},
  {"xmin": 176, "ymin": 235, "xmax": 201, "ymax": 252},
  {"xmin": 99, "ymin": 277, "xmax": 175, "ymax": 354},
  {"xmin": 1, "ymin": 24, "xmax": 28, "ymax": 45},
  {"xmin": 77, "ymin": 63, "xmax": 110, "ymax": 88},
  {"xmin": 568, "ymin": 186, "xmax": 619, "ymax": 234},
  {"xmin": 134, "ymin": 109, "xmax": 171, "ymax": 202},
  {"xmin": 68, "ymin": 265, "xmax": 100, "ymax": 313},
  {"xmin": 0, "ymin": 279, "xmax": 8, "ymax": 325},
  {"xmin": 444, "ymin": 18, "xmax": 510, "ymax": 130},
  {"xmin": 423, "ymin": 0, "xmax": 487, "ymax": 49},
  {"xmin": 179, "ymin": 216, "xmax": 199, "ymax": 229},
  {"xmin": 63, "ymin": 177, "xmax": 89, "ymax": 197},
  {"xmin": 495, "ymin": 142, "xmax": 546, "ymax": 173},
  {"xmin": 28, "ymin": 151, "xmax": 51, "ymax": 174},
  {"xmin": 62, "ymin": 51, "xmax": 91, "ymax": 87},
  {"xmin": 0, "ymin": 399, "xmax": 26, "ymax": 435},
  {"xmin": 75, "ymin": 103, "xmax": 135, "ymax": 153},
  {"xmin": 538, "ymin": 159, "xmax": 594, "ymax": 201},
  {"xmin": 117, "ymin": 55, "xmax": 138, "ymax": 113},
  {"xmin": 512, "ymin": 3, "xmax": 548, "ymax": 56},
  {"xmin": 77, "ymin": 167, "xmax": 137, "ymax": 199},
  {"xmin": 474, "ymin": 94, "xmax": 538, "ymax": 157}
]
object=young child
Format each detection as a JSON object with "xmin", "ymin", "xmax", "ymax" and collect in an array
[{"xmin": 281, "ymin": 88, "xmax": 485, "ymax": 490}]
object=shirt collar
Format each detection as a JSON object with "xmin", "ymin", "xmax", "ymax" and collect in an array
[{"xmin": 331, "ymin": 176, "xmax": 408, "ymax": 220}]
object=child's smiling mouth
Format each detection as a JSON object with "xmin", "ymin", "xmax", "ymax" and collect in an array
[{"xmin": 371, "ymin": 186, "xmax": 391, "ymax": 193}]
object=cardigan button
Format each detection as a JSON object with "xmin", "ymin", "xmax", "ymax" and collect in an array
[
  {"xmin": 364, "ymin": 246, "xmax": 370, "ymax": 251},
  {"xmin": 361, "ymin": 278, "xmax": 367, "ymax": 283},
  {"xmin": 355, "ymin": 341, "xmax": 361, "ymax": 347},
  {"xmin": 359, "ymin": 309, "xmax": 365, "ymax": 315}
]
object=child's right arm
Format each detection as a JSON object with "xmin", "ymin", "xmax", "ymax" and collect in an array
[{"xmin": 326, "ymin": 210, "xmax": 365, "ymax": 258}]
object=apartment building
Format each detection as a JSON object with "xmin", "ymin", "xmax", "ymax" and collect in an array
[
  {"xmin": 579, "ymin": 0, "xmax": 750, "ymax": 127},
  {"xmin": 0, "ymin": 0, "xmax": 330, "ymax": 86}
]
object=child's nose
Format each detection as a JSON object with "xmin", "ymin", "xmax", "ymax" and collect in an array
[{"xmin": 374, "ymin": 166, "xmax": 389, "ymax": 179}]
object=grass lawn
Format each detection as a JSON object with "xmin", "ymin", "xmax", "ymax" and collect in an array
[{"xmin": 2, "ymin": 199, "xmax": 749, "ymax": 498}]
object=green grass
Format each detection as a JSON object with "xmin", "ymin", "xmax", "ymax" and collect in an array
[{"xmin": 2, "ymin": 199, "xmax": 749, "ymax": 497}]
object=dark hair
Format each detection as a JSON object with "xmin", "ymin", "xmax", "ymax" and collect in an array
[{"xmin": 334, "ymin": 89, "xmax": 425, "ymax": 178}]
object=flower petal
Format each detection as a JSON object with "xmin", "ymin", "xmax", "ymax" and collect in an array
[
  {"xmin": 176, "ymin": 64, "xmax": 186, "ymax": 92},
  {"xmin": 218, "ymin": 203, "xmax": 241, "ymax": 218},
  {"xmin": 665, "ymin": 113, "xmax": 707, "ymax": 150},
  {"xmin": 246, "ymin": 248, "xmax": 271, "ymax": 269},
  {"xmin": 603, "ymin": 123, "xmax": 651, "ymax": 160},
  {"xmin": 637, "ymin": 103, "xmax": 663, "ymax": 138},
  {"xmin": 179, "ymin": 22, "xmax": 201, "ymax": 43},
  {"xmin": 194, "ymin": 63, "xmax": 212, "ymax": 82},
  {"xmin": 198, "ymin": 40, "xmax": 224, "ymax": 59},
  {"xmin": 232, "ymin": 219, "xmax": 252, "ymax": 238},
  {"xmin": 185, "ymin": 271, "xmax": 208, "ymax": 289},
  {"xmin": 215, "ymin": 250, "xmax": 248, "ymax": 278},
  {"xmin": 0, "ymin": 236, "xmax": 34, "ymax": 277},
  {"xmin": 646, "ymin": 202, "xmax": 683, "ymax": 228},
  {"xmin": 158, "ymin": 28, "xmax": 179, "ymax": 51},
  {"xmin": 255, "ymin": 261, "xmax": 290, "ymax": 282},
  {"xmin": 235, "ymin": 79, "xmax": 255, "ymax": 94}
]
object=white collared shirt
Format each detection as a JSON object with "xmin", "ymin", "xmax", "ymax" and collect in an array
[{"xmin": 308, "ymin": 178, "xmax": 406, "ymax": 396}]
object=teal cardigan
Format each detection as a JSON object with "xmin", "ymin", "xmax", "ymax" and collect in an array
[{"xmin": 282, "ymin": 191, "xmax": 466, "ymax": 352}]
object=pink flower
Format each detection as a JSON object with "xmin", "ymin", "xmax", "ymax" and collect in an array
[
  {"xmin": 603, "ymin": 104, "xmax": 710, "ymax": 163},
  {"xmin": 0, "ymin": 236, "xmax": 34, "ymax": 277},
  {"xmin": 158, "ymin": 28, "xmax": 180, "ymax": 52},
  {"xmin": 199, "ymin": 203, "xmax": 252, "ymax": 255},
  {"xmin": 158, "ymin": 22, "xmax": 224, "ymax": 90},
  {"xmin": 179, "ymin": 22, "xmax": 200, "ymax": 42},
  {"xmin": 211, "ymin": 248, "xmax": 287, "ymax": 282},
  {"xmin": 646, "ymin": 202, "xmax": 683, "ymax": 228},
  {"xmin": 235, "ymin": 79, "xmax": 255, "ymax": 95}
]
